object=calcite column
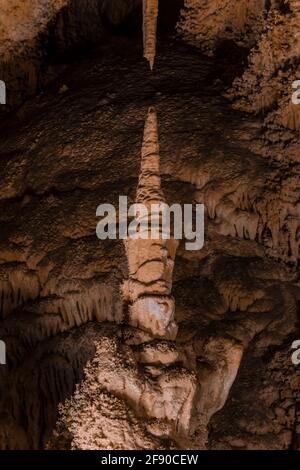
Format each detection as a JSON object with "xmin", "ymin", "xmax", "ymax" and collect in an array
[{"xmin": 123, "ymin": 107, "xmax": 179, "ymax": 339}]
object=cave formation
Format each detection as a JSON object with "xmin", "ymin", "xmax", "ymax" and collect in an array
[
  {"xmin": 0, "ymin": 0, "xmax": 300, "ymax": 451},
  {"xmin": 143, "ymin": 0, "xmax": 158, "ymax": 69}
]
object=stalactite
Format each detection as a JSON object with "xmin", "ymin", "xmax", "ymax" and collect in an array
[{"xmin": 143, "ymin": 0, "xmax": 159, "ymax": 70}]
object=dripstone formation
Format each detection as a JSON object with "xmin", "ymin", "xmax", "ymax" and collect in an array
[
  {"xmin": 0, "ymin": 0, "xmax": 299, "ymax": 451},
  {"xmin": 123, "ymin": 107, "xmax": 179, "ymax": 339}
]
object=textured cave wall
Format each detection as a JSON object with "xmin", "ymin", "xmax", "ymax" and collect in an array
[
  {"xmin": 0, "ymin": 0, "xmax": 183, "ymax": 113},
  {"xmin": 176, "ymin": 0, "xmax": 300, "ymax": 254},
  {"xmin": 177, "ymin": 0, "xmax": 267, "ymax": 56},
  {"xmin": 177, "ymin": 1, "xmax": 300, "ymax": 140},
  {"xmin": 228, "ymin": 1, "xmax": 300, "ymax": 142},
  {"xmin": 0, "ymin": 0, "xmax": 300, "ymax": 452},
  {"xmin": 0, "ymin": 0, "xmax": 140, "ymax": 112}
]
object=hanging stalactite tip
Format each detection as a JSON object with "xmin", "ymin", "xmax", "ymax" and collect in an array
[{"xmin": 143, "ymin": 0, "xmax": 159, "ymax": 70}]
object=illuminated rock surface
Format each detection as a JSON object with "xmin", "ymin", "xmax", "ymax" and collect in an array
[{"xmin": 0, "ymin": 0, "xmax": 299, "ymax": 451}]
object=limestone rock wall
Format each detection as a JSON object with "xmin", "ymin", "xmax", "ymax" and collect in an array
[
  {"xmin": 0, "ymin": 0, "xmax": 299, "ymax": 452},
  {"xmin": 0, "ymin": 0, "xmax": 140, "ymax": 112},
  {"xmin": 177, "ymin": 0, "xmax": 267, "ymax": 56},
  {"xmin": 178, "ymin": 1, "xmax": 300, "ymax": 143},
  {"xmin": 228, "ymin": 0, "xmax": 300, "ymax": 146},
  {"xmin": 49, "ymin": 330, "xmax": 244, "ymax": 450},
  {"xmin": 123, "ymin": 108, "xmax": 178, "ymax": 339}
]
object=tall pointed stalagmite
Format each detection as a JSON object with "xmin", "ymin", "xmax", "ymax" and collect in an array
[
  {"xmin": 122, "ymin": 107, "xmax": 179, "ymax": 339},
  {"xmin": 136, "ymin": 106, "xmax": 164, "ymax": 205},
  {"xmin": 143, "ymin": 0, "xmax": 159, "ymax": 70}
]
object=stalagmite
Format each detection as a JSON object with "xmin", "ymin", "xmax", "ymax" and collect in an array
[
  {"xmin": 143, "ymin": 0, "xmax": 159, "ymax": 70},
  {"xmin": 123, "ymin": 107, "xmax": 179, "ymax": 339}
]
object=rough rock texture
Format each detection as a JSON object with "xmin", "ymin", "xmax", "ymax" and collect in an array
[
  {"xmin": 143, "ymin": 0, "xmax": 158, "ymax": 69},
  {"xmin": 123, "ymin": 107, "xmax": 178, "ymax": 339},
  {"xmin": 176, "ymin": 0, "xmax": 300, "ymax": 268},
  {"xmin": 0, "ymin": 0, "xmax": 67, "ymax": 56},
  {"xmin": 0, "ymin": 35, "xmax": 299, "ymax": 449},
  {"xmin": 177, "ymin": 0, "xmax": 267, "ymax": 56},
  {"xmin": 225, "ymin": 0, "xmax": 300, "ymax": 251},
  {"xmin": 177, "ymin": 1, "xmax": 300, "ymax": 148},
  {"xmin": 0, "ymin": 0, "xmax": 140, "ymax": 112},
  {"xmin": 0, "ymin": 0, "xmax": 300, "ymax": 452},
  {"xmin": 49, "ymin": 328, "xmax": 245, "ymax": 449},
  {"xmin": 0, "ymin": 0, "xmax": 181, "ymax": 113},
  {"xmin": 228, "ymin": 1, "xmax": 300, "ymax": 139}
]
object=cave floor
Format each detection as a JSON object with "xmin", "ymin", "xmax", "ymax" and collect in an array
[{"xmin": 0, "ymin": 35, "xmax": 299, "ymax": 450}]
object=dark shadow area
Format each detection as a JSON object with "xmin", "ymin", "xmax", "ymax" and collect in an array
[
  {"xmin": 102, "ymin": 0, "xmax": 184, "ymax": 36},
  {"xmin": 205, "ymin": 39, "xmax": 250, "ymax": 88}
]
